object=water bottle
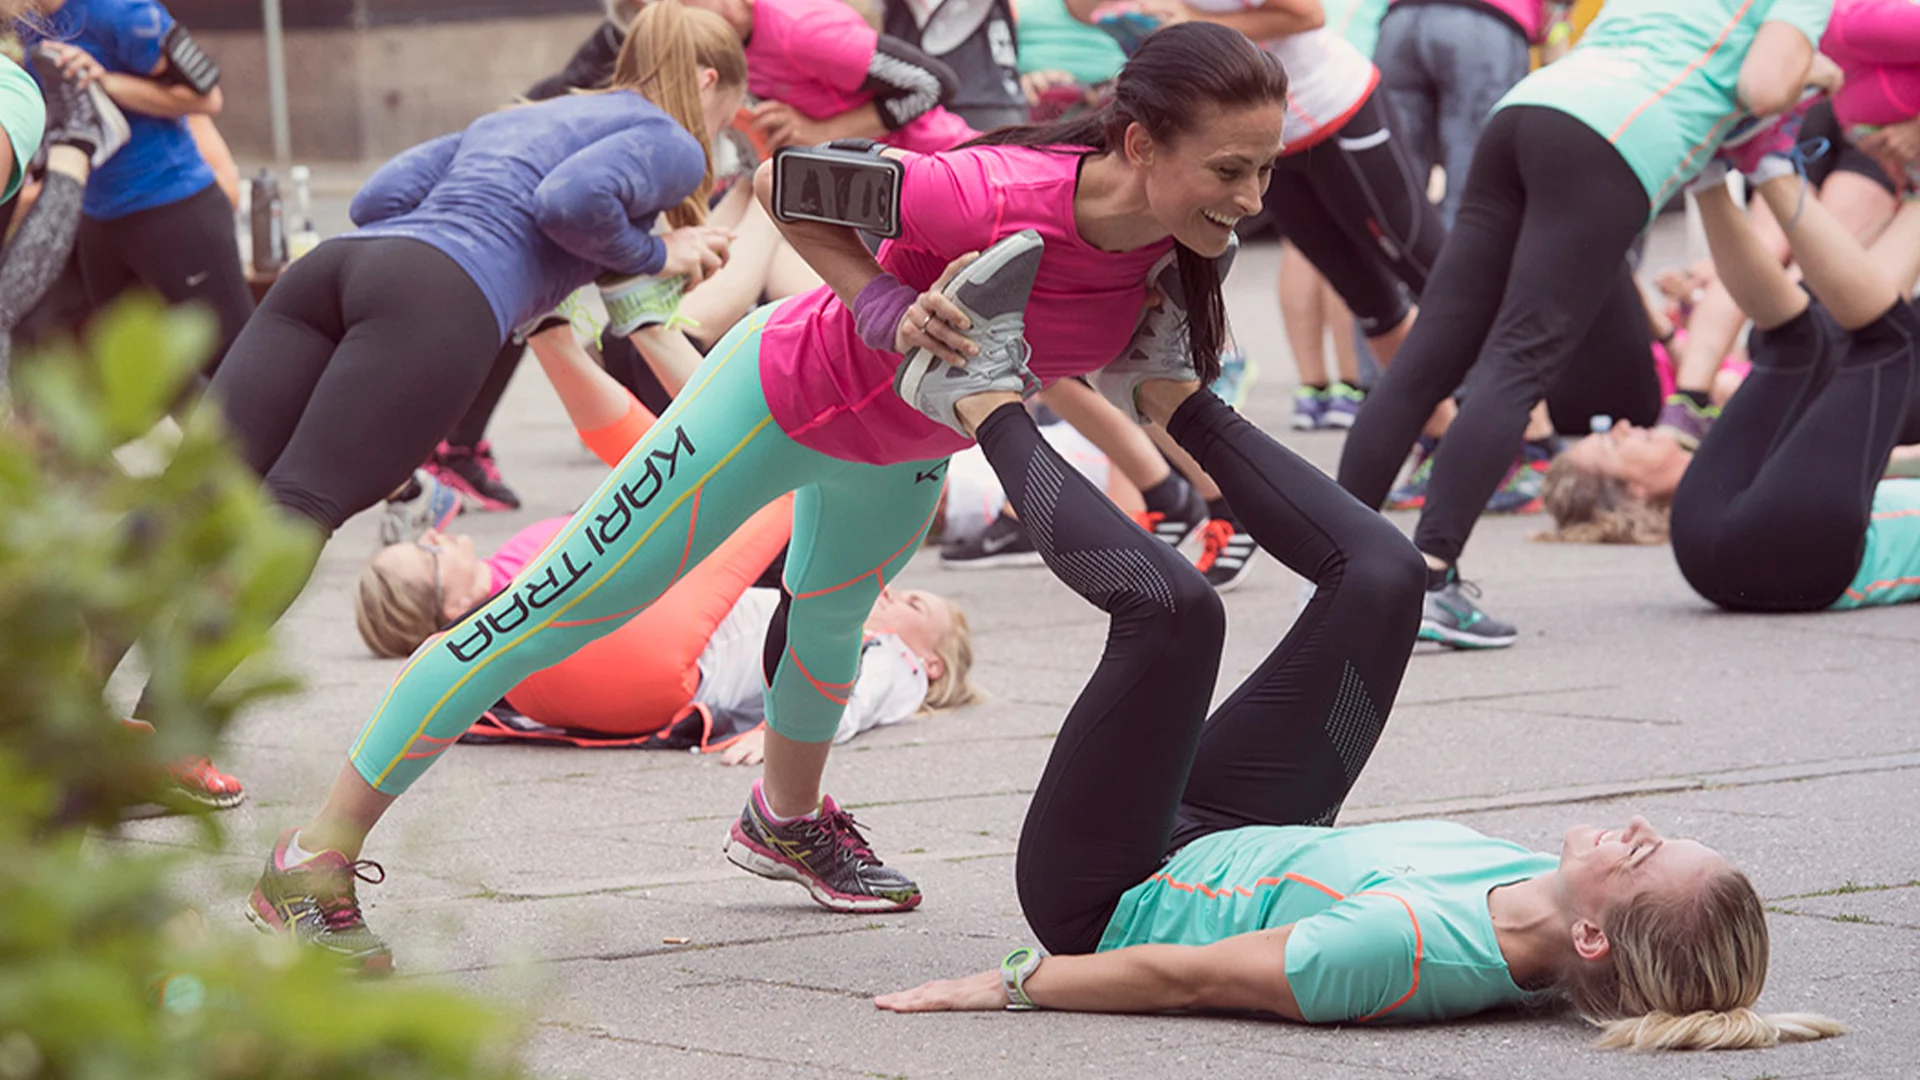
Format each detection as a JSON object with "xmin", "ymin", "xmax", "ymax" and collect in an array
[
  {"xmin": 249, "ymin": 169, "xmax": 285, "ymax": 275},
  {"xmin": 288, "ymin": 165, "xmax": 320, "ymax": 261}
]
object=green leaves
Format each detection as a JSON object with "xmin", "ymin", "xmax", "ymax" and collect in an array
[{"xmin": 0, "ymin": 298, "xmax": 527, "ymax": 1079}]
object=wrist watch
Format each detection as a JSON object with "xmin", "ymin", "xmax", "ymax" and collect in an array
[{"xmin": 1000, "ymin": 946, "xmax": 1044, "ymax": 1010}]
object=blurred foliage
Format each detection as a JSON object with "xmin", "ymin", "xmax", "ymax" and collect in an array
[{"xmin": 0, "ymin": 298, "xmax": 526, "ymax": 1079}]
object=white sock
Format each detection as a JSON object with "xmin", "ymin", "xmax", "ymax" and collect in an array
[
  {"xmin": 282, "ymin": 831, "xmax": 319, "ymax": 866},
  {"xmin": 754, "ymin": 781, "xmax": 817, "ymax": 825}
]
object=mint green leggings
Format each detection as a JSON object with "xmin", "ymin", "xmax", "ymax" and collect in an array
[{"xmin": 350, "ymin": 304, "xmax": 948, "ymax": 795}]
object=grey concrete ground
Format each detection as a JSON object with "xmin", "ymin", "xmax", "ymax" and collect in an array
[{"xmin": 120, "ymin": 203, "xmax": 1918, "ymax": 1078}]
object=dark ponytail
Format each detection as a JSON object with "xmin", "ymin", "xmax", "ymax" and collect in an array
[{"xmin": 966, "ymin": 22, "xmax": 1286, "ymax": 385}]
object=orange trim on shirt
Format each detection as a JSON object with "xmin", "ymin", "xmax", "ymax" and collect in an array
[
  {"xmin": 1608, "ymin": 0, "xmax": 1755, "ymax": 146},
  {"xmin": 1845, "ymin": 575, "xmax": 1920, "ymax": 601},
  {"xmin": 1872, "ymin": 507, "xmax": 1920, "ymax": 521},
  {"xmin": 1352, "ymin": 890, "xmax": 1423, "ymax": 1022},
  {"xmin": 1144, "ymin": 869, "xmax": 1347, "ymax": 902}
]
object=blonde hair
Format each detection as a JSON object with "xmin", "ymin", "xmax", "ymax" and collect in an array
[
  {"xmin": 354, "ymin": 555, "xmax": 442, "ymax": 659},
  {"xmin": 921, "ymin": 601, "xmax": 980, "ymax": 712},
  {"xmin": 608, "ymin": 1, "xmax": 747, "ymax": 229},
  {"xmin": 1534, "ymin": 454, "xmax": 1672, "ymax": 545},
  {"xmin": 1564, "ymin": 867, "xmax": 1846, "ymax": 1051}
]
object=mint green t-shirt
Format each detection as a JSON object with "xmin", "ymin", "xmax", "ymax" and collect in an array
[
  {"xmin": 0, "ymin": 55, "xmax": 46, "ymax": 204},
  {"xmin": 1098, "ymin": 821, "xmax": 1557, "ymax": 1024},
  {"xmin": 1832, "ymin": 479, "xmax": 1920, "ymax": 610},
  {"xmin": 1495, "ymin": 0, "xmax": 1834, "ymax": 214},
  {"xmin": 1325, "ymin": 0, "xmax": 1391, "ymax": 58},
  {"xmin": 1013, "ymin": 0, "xmax": 1126, "ymax": 85}
]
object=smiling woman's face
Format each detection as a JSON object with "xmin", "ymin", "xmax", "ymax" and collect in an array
[
  {"xmin": 1135, "ymin": 101, "xmax": 1286, "ymax": 258},
  {"xmin": 1562, "ymin": 420, "xmax": 1692, "ymax": 499},
  {"xmin": 1556, "ymin": 815, "xmax": 1728, "ymax": 922}
]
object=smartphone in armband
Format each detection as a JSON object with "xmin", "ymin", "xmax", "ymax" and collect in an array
[{"xmin": 770, "ymin": 146, "xmax": 904, "ymax": 238}]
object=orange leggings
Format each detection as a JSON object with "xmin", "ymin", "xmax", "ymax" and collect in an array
[{"xmin": 501, "ymin": 398, "xmax": 793, "ymax": 734}]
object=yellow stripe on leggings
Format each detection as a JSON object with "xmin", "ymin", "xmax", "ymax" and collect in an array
[{"xmin": 356, "ymin": 309, "xmax": 776, "ymax": 777}]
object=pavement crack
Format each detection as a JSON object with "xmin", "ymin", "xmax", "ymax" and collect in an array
[
  {"xmin": 535, "ymin": 1020, "xmax": 877, "ymax": 1076},
  {"xmin": 1395, "ymin": 682, "xmax": 1622, "ymax": 708},
  {"xmin": 425, "ymin": 925, "xmax": 882, "ymax": 976}
]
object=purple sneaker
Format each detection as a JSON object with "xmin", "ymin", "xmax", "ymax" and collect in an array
[{"xmin": 1654, "ymin": 394, "xmax": 1718, "ymax": 451}]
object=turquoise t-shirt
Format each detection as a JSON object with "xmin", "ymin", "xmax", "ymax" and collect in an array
[
  {"xmin": 1098, "ymin": 821, "xmax": 1557, "ymax": 1024},
  {"xmin": 1831, "ymin": 479, "xmax": 1920, "ymax": 610},
  {"xmin": 1013, "ymin": 0, "xmax": 1126, "ymax": 85},
  {"xmin": 0, "ymin": 55, "xmax": 46, "ymax": 204},
  {"xmin": 1325, "ymin": 0, "xmax": 1391, "ymax": 57},
  {"xmin": 1495, "ymin": 0, "xmax": 1834, "ymax": 215}
]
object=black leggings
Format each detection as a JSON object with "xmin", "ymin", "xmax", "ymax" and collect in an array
[
  {"xmin": 446, "ymin": 338, "xmax": 524, "ymax": 449},
  {"xmin": 1672, "ymin": 301, "xmax": 1920, "ymax": 612},
  {"xmin": 1268, "ymin": 87, "xmax": 1446, "ymax": 335},
  {"xmin": 75, "ymin": 182, "xmax": 254, "ymax": 376},
  {"xmin": 1336, "ymin": 106, "xmax": 1653, "ymax": 565},
  {"xmin": 977, "ymin": 393, "xmax": 1426, "ymax": 956},
  {"xmin": 206, "ymin": 236, "xmax": 502, "ymax": 534}
]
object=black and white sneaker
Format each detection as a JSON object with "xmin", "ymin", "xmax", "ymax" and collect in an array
[
  {"xmin": 1419, "ymin": 568, "xmax": 1517, "ymax": 649},
  {"xmin": 1134, "ymin": 479, "xmax": 1209, "ymax": 555},
  {"xmin": 941, "ymin": 512, "xmax": 1043, "ymax": 569},
  {"xmin": 724, "ymin": 782, "xmax": 921, "ymax": 913},
  {"xmin": 1196, "ymin": 518, "xmax": 1256, "ymax": 592}
]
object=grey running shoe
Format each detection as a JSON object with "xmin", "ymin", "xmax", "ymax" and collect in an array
[
  {"xmin": 29, "ymin": 46, "xmax": 129, "ymax": 166},
  {"xmin": 247, "ymin": 829, "xmax": 393, "ymax": 974},
  {"xmin": 941, "ymin": 512, "xmax": 1043, "ymax": 569},
  {"xmin": 1090, "ymin": 234, "xmax": 1240, "ymax": 423},
  {"xmin": 378, "ymin": 468, "xmax": 461, "ymax": 546},
  {"xmin": 1419, "ymin": 569, "xmax": 1517, "ymax": 650},
  {"xmin": 724, "ymin": 783, "xmax": 922, "ymax": 912},
  {"xmin": 895, "ymin": 229, "xmax": 1045, "ymax": 436}
]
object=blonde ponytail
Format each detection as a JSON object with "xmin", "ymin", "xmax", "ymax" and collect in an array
[
  {"xmin": 1565, "ymin": 868, "xmax": 1846, "ymax": 1051},
  {"xmin": 609, "ymin": 1, "xmax": 747, "ymax": 229},
  {"xmin": 1592, "ymin": 1008, "xmax": 1847, "ymax": 1052}
]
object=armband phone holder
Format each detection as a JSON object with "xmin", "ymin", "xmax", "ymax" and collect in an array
[{"xmin": 770, "ymin": 145, "xmax": 904, "ymax": 239}]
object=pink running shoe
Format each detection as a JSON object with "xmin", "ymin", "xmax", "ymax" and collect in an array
[{"xmin": 431, "ymin": 440, "xmax": 521, "ymax": 512}]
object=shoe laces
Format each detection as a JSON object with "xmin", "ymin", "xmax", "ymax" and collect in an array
[
  {"xmin": 316, "ymin": 860, "xmax": 387, "ymax": 931},
  {"xmin": 1197, "ymin": 518, "xmax": 1235, "ymax": 571},
  {"xmin": 804, "ymin": 806, "xmax": 883, "ymax": 867},
  {"xmin": 973, "ymin": 316, "xmax": 1035, "ymax": 384},
  {"xmin": 1132, "ymin": 509, "xmax": 1166, "ymax": 533}
]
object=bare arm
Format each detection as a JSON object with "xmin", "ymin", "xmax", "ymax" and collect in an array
[
  {"xmin": 1736, "ymin": 21, "xmax": 1816, "ymax": 116},
  {"xmin": 876, "ymin": 928, "xmax": 1304, "ymax": 1019},
  {"xmin": 99, "ymin": 69, "xmax": 222, "ymax": 117},
  {"xmin": 753, "ymin": 158, "xmax": 889, "ymax": 308},
  {"xmin": 528, "ymin": 325, "xmax": 638, "ymax": 433},
  {"xmin": 626, "ymin": 325, "xmax": 707, "ymax": 396},
  {"xmin": 1179, "ymin": 0, "xmax": 1323, "ymax": 40}
]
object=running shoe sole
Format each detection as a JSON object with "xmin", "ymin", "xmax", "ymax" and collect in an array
[
  {"xmin": 244, "ymin": 891, "xmax": 396, "ymax": 976},
  {"xmin": 940, "ymin": 550, "xmax": 1046, "ymax": 570},
  {"xmin": 1417, "ymin": 622, "xmax": 1517, "ymax": 650},
  {"xmin": 723, "ymin": 823, "xmax": 923, "ymax": 913}
]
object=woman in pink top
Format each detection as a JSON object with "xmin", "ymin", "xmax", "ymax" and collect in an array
[
  {"xmin": 244, "ymin": 25, "xmax": 1435, "ymax": 973},
  {"xmin": 689, "ymin": 0, "xmax": 979, "ymax": 152},
  {"xmin": 1824, "ymin": 0, "xmax": 1920, "ymax": 190}
]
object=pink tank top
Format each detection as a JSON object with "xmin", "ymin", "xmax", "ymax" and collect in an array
[
  {"xmin": 1823, "ymin": 0, "xmax": 1920, "ymax": 129},
  {"xmin": 760, "ymin": 146, "xmax": 1174, "ymax": 466},
  {"xmin": 486, "ymin": 519, "xmax": 567, "ymax": 596},
  {"xmin": 747, "ymin": 0, "xmax": 977, "ymax": 153},
  {"xmin": 1389, "ymin": 0, "xmax": 1547, "ymax": 43}
]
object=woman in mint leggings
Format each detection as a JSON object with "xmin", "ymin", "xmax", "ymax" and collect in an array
[{"xmin": 246, "ymin": 21, "xmax": 1291, "ymax": 974}]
